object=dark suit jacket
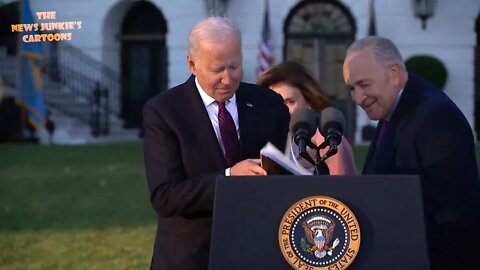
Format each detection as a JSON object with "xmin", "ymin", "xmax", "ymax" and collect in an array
[
  {"xmin": 143, "ymin": 75, "xmax": 290, "ymax": 270},
  {"xmin": 363, "ymin": 75, "xmax": 480, "ymax": 268}
]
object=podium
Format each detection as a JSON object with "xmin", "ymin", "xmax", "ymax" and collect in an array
[{"xmin": 209, "ymin": 175, "xmax": 430, "ymax": 270}]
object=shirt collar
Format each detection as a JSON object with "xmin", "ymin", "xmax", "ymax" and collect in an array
[
  {"xmin": 386, "ymin": 88, "xmax": 404, "ymax": 122},
  {"xmin": 195, "ymin": 76, "xmax": 236, "ymax": 106}
]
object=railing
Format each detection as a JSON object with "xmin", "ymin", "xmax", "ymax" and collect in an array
[
  {"xmin": 0, "ymin": 43, "xmax": 120, "ymax": 137},
  {"xmin": 45, "ymin": 42, "xmax": 120, "ymax": 136},
  {"xmin": 91, "ymin": 82, "xmax": 109, "ymax": 136},
  {"xmin": 0, "ymin": 43, "xmax": 119, "ymax": 136}
]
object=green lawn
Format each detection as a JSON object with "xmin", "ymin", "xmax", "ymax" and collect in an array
[
  {"xmin": 0, "ymin": 143, "xmax": 154, "ymax": 270},
  {"xmin": 0, "ymin": 142, "xmax": 477, "ymax": 269}
]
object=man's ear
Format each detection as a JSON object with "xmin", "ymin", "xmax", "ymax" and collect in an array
[
  {"xmin": 187, "ymin": 53, "xmax": 195, "ymax": 73},
  {"xmin": 389, "ymin": 63, "xmax": 402, "ymax": 87}
]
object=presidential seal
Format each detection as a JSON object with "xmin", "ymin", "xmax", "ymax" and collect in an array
[{"xmin": 278, "ymin": 196, "xmax": 360, "ymax": 270}]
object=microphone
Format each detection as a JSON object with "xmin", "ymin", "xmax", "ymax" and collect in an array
[
  {"xmin": 289, "ymin": 108, "xmax": 318, "ymax": 162},
  {"xmin": 319, "ymin": 107, "xmax": 345, "ymax": 155}
]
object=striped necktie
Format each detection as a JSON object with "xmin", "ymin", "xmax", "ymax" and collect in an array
[{"xmin": 217, "ymin": 101, "xmax": 240, "ymax": 166}]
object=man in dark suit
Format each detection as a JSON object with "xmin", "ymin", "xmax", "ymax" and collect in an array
[
  {"xmin": 143, "ymin": 17, "xmax": 290, "ymax": 269},
  {"xmin": 343, "ymin": 36, "xmax": 480, "ymax": 269}
]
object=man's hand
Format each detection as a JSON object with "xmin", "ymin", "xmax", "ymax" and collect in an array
[{"xmin": 230, "ymin": 159, "xmax": 267, "ymax": 176}]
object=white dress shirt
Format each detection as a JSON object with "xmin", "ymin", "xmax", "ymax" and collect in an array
[{"xmin": 195, "ymin": 77, "xmax": 239, "ymax": 174}]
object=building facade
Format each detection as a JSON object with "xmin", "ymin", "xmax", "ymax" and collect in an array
[{"xmin": 1, "ymin": 0, "xmax": 479, "ymax": 143}]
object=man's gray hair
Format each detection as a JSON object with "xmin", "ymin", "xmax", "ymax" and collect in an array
[
  {"xmin": 188, "ymin": 17, "xmax": 242, "ymax": 57},
  {"xmin": 347, "ymin": 36, "xmax": 406, "ymax": 71}
]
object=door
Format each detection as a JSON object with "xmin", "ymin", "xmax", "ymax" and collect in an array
[
  {"xmin": 120, "ymin": 1, "xmax": 167, "ymax": 128},
  {"xmin": 284, "ymin": 0, "xmax": 356, "ymax": 142}
]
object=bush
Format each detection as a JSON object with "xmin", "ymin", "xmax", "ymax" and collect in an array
[{"xmin": 405, "ymin": 55, "xmax": 448, "ymax": 90}]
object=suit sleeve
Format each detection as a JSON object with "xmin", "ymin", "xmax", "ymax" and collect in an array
[
  {"xmin": 143, "ymin": 101, "xmax": 220, "ymax": 218},
  {"xmin": 415, "ymin": 104, "xmax": 479, "ymax": 213}
]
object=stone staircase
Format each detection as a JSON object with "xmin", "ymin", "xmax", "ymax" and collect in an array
[
  {"xmin": 42, "ymin": 80, "xmax": 141, "ymax": 144},
  {"xmin": 45, "ymin": 108, "xmax": 141, "ymax": 144},
  {"xmin": 1, "ymin": 47, "xmax": 142, "ymax": 144}
]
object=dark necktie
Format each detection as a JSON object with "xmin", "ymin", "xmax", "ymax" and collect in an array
[
  {"xmin": 376, "ymin": 120, "xmax": 388, "ymax": 149},
  {"xmin": 366, "ymin": 120, "xmax": 392, "ymax": 174},
  {"xmin": 218, "ymin": 101, "xmax": 240, "ymax": 166}
]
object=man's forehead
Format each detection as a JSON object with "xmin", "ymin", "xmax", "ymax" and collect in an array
[{"xmin": 347, "ymin": 49, "xmax": 374, "ymax": 65}]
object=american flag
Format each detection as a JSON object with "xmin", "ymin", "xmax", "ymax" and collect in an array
[{"xmin": 256, "ymin": 0, "xmax": 274, "ymax": 78}]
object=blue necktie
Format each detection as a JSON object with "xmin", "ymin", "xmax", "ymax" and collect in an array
[{"xmin": 218, "ymin": 102, "xmax": 240, "ymax": 166}]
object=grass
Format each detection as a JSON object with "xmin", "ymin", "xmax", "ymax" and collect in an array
[
  {"xmin": 0, "ymin": 143, "xmax": 155, "ymax": 270},
  {"xmin": 0, "ymin": 142, "xmax": 476, "ymax": 269}
]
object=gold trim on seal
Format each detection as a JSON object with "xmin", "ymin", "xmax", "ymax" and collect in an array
[{"xmin": 278, "ymin": 196, "xmax": 361, "ymax": 270}]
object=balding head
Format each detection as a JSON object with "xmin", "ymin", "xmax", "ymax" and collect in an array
[
  {"xmin": 188, "ymin": 17, "xmax": 242, "ymax": 59},
  {"xmin": 346, "ymin": 36, "xmax": 406, "ymax": 73}
]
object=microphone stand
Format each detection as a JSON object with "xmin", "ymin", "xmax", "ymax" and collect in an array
[{"xmin": 299, "ymin": 141, "xmax": 335, "ymax": 175}]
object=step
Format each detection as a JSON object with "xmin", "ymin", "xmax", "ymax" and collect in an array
[{"xmin": 43, "ymin": 108, "xmax": 141, "ymax": 145}]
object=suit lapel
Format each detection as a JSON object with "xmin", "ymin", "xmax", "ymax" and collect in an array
[
  {"xmin": 363, "ymin": 121, "xmax": 382, "ymax": 174},
  {"xmin": 371, "ymin": 122, "xmax": 396, "ymax": 174},
  {"xmin": 183, "ymin": 76, "xmax": 227, "ymax": 166},
  {"xmin": 363, "ymin": 77, "xmax": 420, "ymax": 174},
  {"xmin": 236, "ymin": 86, "xmax": 258, "ymax": 159},
  {"xmin": 236, "ymin": 88, "xmax": 253, "ymax": 159}
]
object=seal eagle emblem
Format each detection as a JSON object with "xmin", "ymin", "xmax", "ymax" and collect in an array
[
  {"xmin": 302, "ymin": 215, "xmax": 340, "ymax": 258},
  {"xmin": 278, "ymin": 196, "xmax": 361, "ymax": 270}
]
